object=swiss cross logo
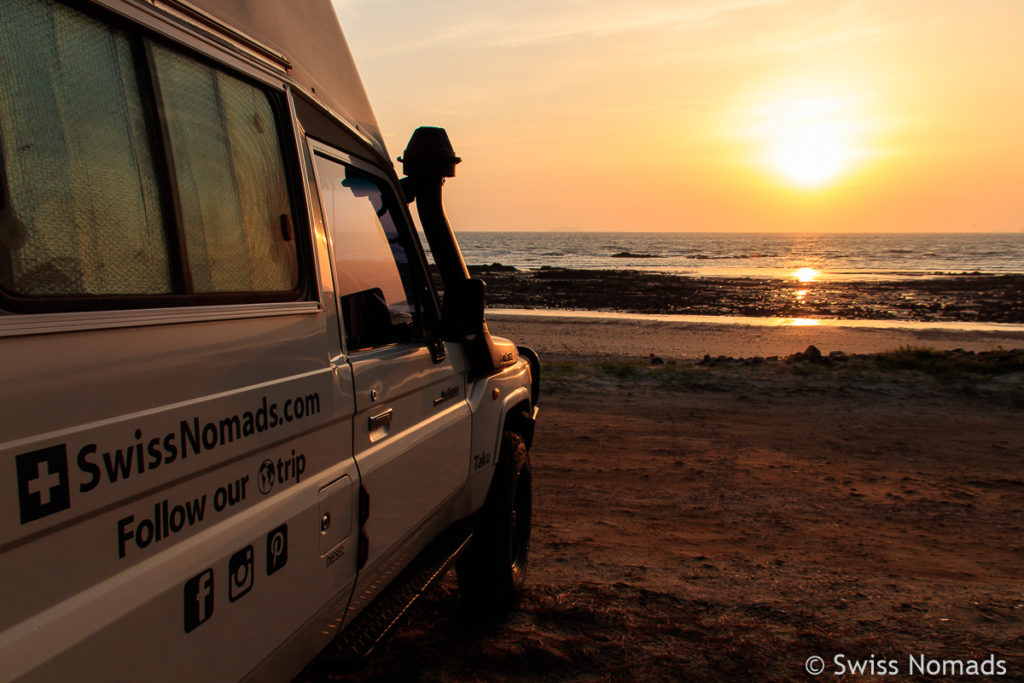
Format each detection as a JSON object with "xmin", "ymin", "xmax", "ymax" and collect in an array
[{"xmin": 15, "ymin": 445, "xmax": 71, "ymax": 524}]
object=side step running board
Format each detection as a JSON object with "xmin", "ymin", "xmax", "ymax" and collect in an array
[{"xmin": 308, "ymin": 521, "xmax": 473, "ymax": 672}]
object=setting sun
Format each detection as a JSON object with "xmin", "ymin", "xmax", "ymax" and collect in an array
[
  {"xmin": 769, "ymin": 124, "xmax": 853, "ymax": 188},
  {"xmin": 749, "ymin": 95, "xmax": 864, "ymax": 190}
]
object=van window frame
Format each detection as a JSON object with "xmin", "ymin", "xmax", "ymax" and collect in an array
[
  {"xmin": 0, "ymin": 0, "xmax": 314, "ymax": 314},
  {"xmin": 308, "ymin": 141, "xmax": 443, "ymax": 356}
]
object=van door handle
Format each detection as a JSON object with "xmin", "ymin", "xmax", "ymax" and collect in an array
[
  {"xmin": 368, "ymin": 409, "xmax": 393, "ymax": 442},
  {"xmin": 433, "ymin": 385, "xmax": 460, "ymax": 407}
]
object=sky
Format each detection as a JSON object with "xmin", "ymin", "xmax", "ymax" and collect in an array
[{"xmin": 332, "ymin": 1, "xmax": 1024, "ymax": 233}]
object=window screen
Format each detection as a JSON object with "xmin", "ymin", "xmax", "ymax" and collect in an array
[
  {"xmin": 153, "ymin": 44, "xmax": 296, "ymax": 293},
  {"xmin": 0, "ymin": 0, "xmax": 300, "ymax": 306},
  {"xmin": 0, "ymin": 0, "xmax": 171, "ymax": 296}
]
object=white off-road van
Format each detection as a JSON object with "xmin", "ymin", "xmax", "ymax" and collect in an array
[{"xmin": 0, "ymin": 0, "xmax": 539, "ymax": 680}]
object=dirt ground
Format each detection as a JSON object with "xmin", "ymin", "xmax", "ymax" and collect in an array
[{"xmin": 311, "ymin": 353, "xmax": 1024, "ymax": 682}]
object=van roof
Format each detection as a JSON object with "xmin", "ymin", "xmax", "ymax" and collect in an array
[{"xmin": 178, "ymin": 0, "xmax": 385, "ymax": 156}]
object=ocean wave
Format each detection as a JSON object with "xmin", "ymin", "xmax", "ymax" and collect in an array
[
  {"xmin": 687, "ymin": 253, "xmax": 778, "ymax": 260},
  {"xmin": 456, "ymin": 231, "xmax": 1024, "ymax": 279},
  {"xmin": 611, "ymin": 251, "xmax": 661, "ymax": 258}
]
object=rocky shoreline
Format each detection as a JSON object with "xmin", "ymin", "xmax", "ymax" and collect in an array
[
  {"xmin": 468, "ymin": 265, "xmax": 1024, "ymax": 324},
  {"xmin": 695, "ymin": 344, "xmax": 1024, "ymax": 370}
]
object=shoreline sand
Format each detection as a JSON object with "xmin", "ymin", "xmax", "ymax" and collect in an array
[{"xmin": 488, "ymin": 311, "xmax": 1024, "ymax": 362}]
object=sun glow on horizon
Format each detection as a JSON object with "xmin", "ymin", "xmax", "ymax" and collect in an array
[
  {"xmin": 747, "ymin": 93, "xmax": 869, "ymax": 191},
  {"xmin": 770, "ymin": 124, "xmax": 854, "ymax": 188},
  {"xmin": 341, "ymin": 1, "xmax": 1024, "ymax": 233}
]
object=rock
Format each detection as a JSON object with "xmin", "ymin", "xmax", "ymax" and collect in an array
[
  {"xmin": 468, "ymin": 262, "xmax": 517, "ymax": 274},
  {"xmin": 803, "ymin": 345, "xmax": 822, "ymax": 360},
  {"xmin": 649, "ymin": 353, "xmax": 664, "ymax": 365}
]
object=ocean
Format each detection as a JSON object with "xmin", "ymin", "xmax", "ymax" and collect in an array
[{"xmin": 454, "ymin": 232, "xmax": 1024, "ymax": 281}]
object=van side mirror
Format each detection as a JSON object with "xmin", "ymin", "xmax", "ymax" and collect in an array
[{"xmin": 441, "ymin": 278, "xmax": 485, "ymax": 341}]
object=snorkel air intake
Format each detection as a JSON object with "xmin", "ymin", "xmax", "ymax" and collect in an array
[
  {"xmin": 400, "ymin": 127, "xmax": 517, "ymax": 376},
  {"xmin": 399, "ymin": 127, "xmax": 468, "ymax": 289}
]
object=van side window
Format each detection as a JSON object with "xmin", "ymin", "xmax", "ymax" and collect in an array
[
  {"xmin": 0, "ymin": 0, "xmax": 299, "ymax": 307},
  {"xmin": 152, "ymin": 45, "xmax": 297, "ymax": 293},
  {"xmin": 0, "ymin": 0, "xmax": 173, "ymax": 297},
  {"xmin": 314, "ymin": 156, "xmax": 431, "ymax": 351}
]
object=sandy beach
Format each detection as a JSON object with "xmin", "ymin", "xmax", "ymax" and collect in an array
[
  {"xmin": 489, "ymin": 311, "xmax": 1024, "ymax": 362},
  {"xmin": 303, "ymin": 312, "xmax": 1024, "ymax": 682}
]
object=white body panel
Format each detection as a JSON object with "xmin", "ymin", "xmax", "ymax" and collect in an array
[{"xmin": 0, "ymin": 305, "xmax": 363, "ymax": 683}]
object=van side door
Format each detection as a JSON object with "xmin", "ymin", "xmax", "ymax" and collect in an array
[{"xmin": 310, "ymin": 146, "xmax": 472, "ymax": 596}]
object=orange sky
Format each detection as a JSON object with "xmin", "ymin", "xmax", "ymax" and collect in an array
[{"xmin": 333, "ymin": 1, "xmax": 1024, "ymax": 233}]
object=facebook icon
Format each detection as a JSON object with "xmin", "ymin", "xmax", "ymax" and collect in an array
[
  {"xmin": 184, "ymin": 569, "xmax": 214, "ymax": 633},
  {"xmin": 16, "ymin": 445, "xmax": 71, "ymax": 524}
]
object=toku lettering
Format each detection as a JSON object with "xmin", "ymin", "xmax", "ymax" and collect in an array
[{"xmin": 472, "ymin": 450, "xmax": 492, "ymax": 471}]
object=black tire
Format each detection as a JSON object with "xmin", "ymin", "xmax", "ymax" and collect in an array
[{"xmin": 456, "ymin": 431, "xmax": 532, "ymax": 618}]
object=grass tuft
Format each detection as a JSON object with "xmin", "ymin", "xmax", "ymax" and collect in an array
[
  {"xmin": 874, "ymin": 345, "xmax": 1024, "ymax": 377},
  {"xmin": 540, "ymin": 348, "xmax": 1024, "ymax": 400}
]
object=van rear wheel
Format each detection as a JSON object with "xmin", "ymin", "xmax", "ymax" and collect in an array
[{"xmin": 456, "ymin": 431, "xmax": 532, "ymax": 618}]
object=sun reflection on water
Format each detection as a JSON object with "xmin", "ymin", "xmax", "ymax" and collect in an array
[
  {"xmin": 778, "ymin": 318, "xmax": 821, "ymax": 326},
  {"xmin": 793, "ymin": 267, "xmax": 821, "ymax": 283}
]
